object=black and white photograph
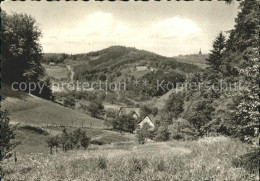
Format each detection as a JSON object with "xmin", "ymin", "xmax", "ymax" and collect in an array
[{"xmin": 0, "ymin": 0, "xmax": 259, "ymax": 180}]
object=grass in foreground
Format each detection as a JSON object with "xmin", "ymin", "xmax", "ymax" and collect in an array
[{"xmin": 3, "ymin": 136, "xmax": 258, "ymax": 180}]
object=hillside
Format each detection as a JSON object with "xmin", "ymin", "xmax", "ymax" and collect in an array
[
  {"xmin": 42, "ymin": 64, "xmax": 70, "ymax": 81},
  {"xmin": 42, "ymin": 47, "xmax": 206, "ymax": 84},
  {"xmin": 1, "ymin": 84, "xmax": 136, "ymax": 155},
  {"xmin": 1, "ymin": 84, "xmax": 105, "ymax": 129},
  {"xmin": 70, "ymin": 46, "xmax": 201, "ymax": 81},
  {"xmin": 174, "ymin": 54, "xmax": 208, "ymax": 69},
  {"xmin": 41, "ymin": 46, "xmax": 203, "ymax": 107}
]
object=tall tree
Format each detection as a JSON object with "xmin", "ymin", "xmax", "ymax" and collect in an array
[
  {"xmin": 222, "ymin": 0, "xmax": 259, "ymax": 143},
  {"xmin": 164, "ymin": 93, "xmax": 184, "ymax": 120},
  {"xmin": 87, "ymin": 100, "xmax": 105, "ymax": 118},
  {"xmin": 206, "ymin": 32, "xmax": 226, "ymax": 71},
  {"xmin": 1, "ymin": 11, "xmax": 52, "ymax": 100}
]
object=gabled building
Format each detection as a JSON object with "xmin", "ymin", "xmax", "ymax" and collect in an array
[
  {"xmin": 136, "ymin": 66, "xmax": 149, "ymax": 71},
  {"xmin": 137, "ymin": 115, "xmax": 156, "ymax": 131},
  {"xmin": 118, "ymin": 107, "xmax": 141, "ymax": 119}
]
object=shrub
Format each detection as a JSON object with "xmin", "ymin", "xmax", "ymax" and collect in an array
[
  {"xmin": 136, "ymin": 130, "xmax": 146, "ymax": 144},
  {"xmin": 112, "ymin": 115, "xmax": 137, "ymax": 133},
  {"xmin": 155, "ymin": 159, "xmax": 166, "ymax": 172},
  {"xmin": 0, "ymin": 109, "xmax": 18, "ymax": 176},
  {"xmin": 87, "ymin": 100, "xmax": 105, "ymax": 118},
  {"xmin": 232, "ymin": 149, "xmax": 259, "ymax": 174},
  {"xmin": 63, "ymin": 96, "xmax": 75, "ymax": 108},
  {"xmin": 80, "ymin": 136, "xmax": 90, "ymax": 150},
  {"xmin": 90, "ymin": 140, "xmax": 105, "ymax": 145},
  {"xmin": 129, "ymin": 157, "xmax": 149, "ymax": 173},
  {"xmin": 46, "ymin": 136, "xmax": 59, "ymax": 154},
  {"xmin": 154, "ymin": 126, "xmax": 170, "ymax": 141},
  {"xmin": 96, "ymin": 156, "xmax": 107, "ymax": 169},
  {"xmin": 136, "ymin": 123, "xmax": 153, "ymax": 144},
  {"xmin": 164, "ymin": 93, "xmax": 184, "ymax": 119},
  {"xmin": 52, "ymin": 128, "xmax": 91, "ymax": 152}
]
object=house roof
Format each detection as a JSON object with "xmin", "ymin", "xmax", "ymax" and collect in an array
[
  {"xmin": 136, "ymin": 66, "xmax": 149, "ymax": 71},
  {"xmin": 141, "ymin": 114, "xmax": 156, "ymax": 124},
  {"xmin": 118, "ymin": 107, "xmax": 141, "ymax": 117}
]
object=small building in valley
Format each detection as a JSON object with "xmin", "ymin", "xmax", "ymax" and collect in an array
[
  {"xmin": 137, "ymin": 115, "xmax": 156, "ymax": 130},
  {"xmin": 49, "ymin": 62, "xmax": 56, "ymax": 66},
  {"xmin": 136, "ymin": 66, "xmax": 149, "ymax": 71},
  {"xmin": 118, "ymin": 107, "xmax": 140, "ymax": 119}
]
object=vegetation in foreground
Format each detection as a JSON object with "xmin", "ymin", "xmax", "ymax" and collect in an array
[{"xmin": 2, "ymin": 136, "xmax": 258, "ymax": 180}]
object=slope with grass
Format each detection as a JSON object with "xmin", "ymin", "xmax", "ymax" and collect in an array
[
  {"xmin": 174, "ymin": 54, "xmax": 209, "ymax": 69},
  {"xmin": 11, "ymin": 125, "xmax": 135, "ymax": 156},
  {"xmin": 3, "ymin": 136, "xmax": 258, "ymax": 180},
  {"xmin": 42, "ymin": 64, "xmax": 70, "ymax": 81},
  {"xmin": 1, "ymin": 84, "xmax": 105, "ymax": 129},
  {"xmin": 13, "ymin": 126, "xmax": 51, "ymax": 155}
]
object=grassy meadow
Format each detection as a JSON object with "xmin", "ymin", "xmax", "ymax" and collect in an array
[
  {"xmin": 1, "ymin": 86, "xmax": 105, "ymax": 129},
  {"xmin": 1, "ymin": 84, "xmax": 258, "ymax": 181},
  {"xmin": 3, "ymin": 136, "xmax": 258, "ymax": 180},
  {"xmin": 42, "ymin": 64, "xmax": 70, "ymax": 81}
]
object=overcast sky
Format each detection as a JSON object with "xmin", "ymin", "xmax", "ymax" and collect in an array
[{"xmin": 3, "ymin": 0, "xmax": 240, "ymax": 57}]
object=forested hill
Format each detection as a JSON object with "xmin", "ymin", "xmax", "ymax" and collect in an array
[{"xmin": 67, "ymin": 46, "xmax": 201, "ymax": 81}]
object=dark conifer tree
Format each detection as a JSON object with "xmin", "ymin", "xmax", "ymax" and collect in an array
[{"xmin": 206, "ymin": 32, "xmax": 226, "ymax": 71}]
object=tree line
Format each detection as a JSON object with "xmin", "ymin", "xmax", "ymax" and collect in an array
[
  {"xmin": 46, "ymin": 128, "xmax": 90, "ymax": 154},
  {"xmin": 150, "ymin": 0, "xmax": 259, "ymax": 144}
]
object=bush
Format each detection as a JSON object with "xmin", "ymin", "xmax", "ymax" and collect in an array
[
  {"xmin": 90, "ymin": 140, "xmax": 105, "ymax": 145},
  {"xmin": 136, "ymin": 123, "xmax": 153, "ymax": 144},
  {"xmin": 87, "ymin": 100, "xmax": 105, "ymax": 118},
  {"xmin": 136, "ymin": 130, "xmax": 146, "ymax": 144},
  {"xmin": 46, "ymin": 136, "xmax": 59, "ymax": 154},
  {"xmin": 232, "ymin": 149, "xmax": 259, "ymax": 174},
  {"xmin": 63, "ymin": 96, "xmax": 75, "ymax": 108},
  {"xmin": 155, "ymin": 159, "xmax": 166, "ymax": 172},
  {"xmin": 129, "ymin": 157, "xmax": 149, "ymax": 173},
  {"xmin": 154, "ymin": 126, "xmax": 170, "ymax": 142},
  {"xmin": 49, "ymin": 128, "xmax": 91, "ymax": 152},
  {"xmin": 112, "ymin": 115, "xmax": 137, "ymax": 133},
  {"xmin": 96, "ymin": 156, "xmax": 107, "ymax": 169},
  {"xmin": 164, "ymin": 93, "xmax": 184, "ymax": 119},
  {"xmin": 80, "ymin": 136, "xmax": 90, "ymax": 149},
  {"xmin": 0, "ymin": 109, "xmax": 18, "ymax": 174},
  {"xmin": 139, "ymin": 105, "xmax": 158, "ymax": 118}
]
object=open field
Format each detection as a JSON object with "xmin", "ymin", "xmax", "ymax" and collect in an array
[
  {"xmin": 11, "ymin": 125, "xmax": 135, "ymax": 155},
  {"xmin": 1, "ymin": 85, "xmax": 106, "ymax": 129},
  {"xmin": 45, "ymin": 126, "xmax": 135, "ymax": 144},
  {"xmin": 3, "ymin": 136, "xmax": 258, "ymax": 180},
  {"xmin": 42, "ymin": 64, "xmax": 70, "ymax": 80},
  {"xmin": 2, "ymin": 95, "xmax": 105, "ymax": 129},
  {"xmin": 14, "ymin": 126, "xmax": 51, "ymax": 155}
]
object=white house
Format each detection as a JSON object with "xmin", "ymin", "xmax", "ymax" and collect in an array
[
  {"xmin": 49, "ymin": 62, "xmax": 56, "ymax": 66},
  {"xmin": 137, "ymin": 115, "xmax": 155, "ymax": 130},
  {"xmin": 136, "ymin": 66, "xmax": 149, "ymax": 71}
]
